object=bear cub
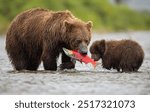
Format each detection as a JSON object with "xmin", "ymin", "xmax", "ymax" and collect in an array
[{"xmin": 90, "ymin": 39, "xmax": 144, "ymax": 72}]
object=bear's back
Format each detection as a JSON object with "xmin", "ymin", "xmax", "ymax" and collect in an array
[
  {"xmin": 102, "ymin": 39, "xmax": 144, "ymax": 71},
  {"xmin": 9, "ymin": 8, "xmax": 75, "ymax": 31},
  {"xmin": 15, "ymin": 8, "xmax": 74, "ymax": 23},
  {"xmin": 12, "ymin": 8, "xmax": 50, "ymax": 25},
  {"xmin": 116, "ymin": 40, "xmax": 144, "ymax": 56},
  {"xmin": 106, "ymin": 40, "xmax": 144, "ymax": 55}
]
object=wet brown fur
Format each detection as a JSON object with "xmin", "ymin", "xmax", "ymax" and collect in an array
[
  {"xmin": 6, "ymin": 8, "xmax": 92, "ymax": 71},
  {"xmin": 90, "ymin": 39, "xmax": 144, "ymax": 72}
]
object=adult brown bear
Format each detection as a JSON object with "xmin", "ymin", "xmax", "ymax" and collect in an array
[
  {"xmin": 90, "ymin": 39, "xmax": 144, "ymax": 72},
  {"xmin": 6, "ymin": 8, "xmax": 92, "ymax": 71}
]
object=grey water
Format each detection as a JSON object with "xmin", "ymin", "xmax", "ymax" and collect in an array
[{"xmin": 0, "ymin": 31, "xmax": 150, "ymax": 94}]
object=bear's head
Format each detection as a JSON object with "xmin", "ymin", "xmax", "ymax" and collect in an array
[
  {"xmin": 90, "ymin": 40, "xmax": 106, "ymax": 61},
  {"xmin": 64, "ymin": 20, "xmax": 92, "ymax": 55}
]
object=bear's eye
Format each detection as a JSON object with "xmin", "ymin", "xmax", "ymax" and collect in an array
[
  {"xmin": 76, "ymin": 39, "xmax": 82, "ymax": 44},
  {"xmin": 85, "ymin": 40, "xmax": 89, "ymax": 44}
]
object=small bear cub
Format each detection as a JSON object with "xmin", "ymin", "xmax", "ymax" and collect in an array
[{"xmin": 90, "ymin": 39, "xmax": 144, "ymax": 72}]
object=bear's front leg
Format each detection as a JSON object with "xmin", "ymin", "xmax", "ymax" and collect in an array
[
  {"xmin": 42, "ymin": 52, "xmax": 57, "ymax": 71},
  {"xmin": 59, "ymin": 52, "xmax": 75, "ymax": 70},
  {"xmin": 102, "ymin": 57, "xmax": 112, "ymax": 70}
]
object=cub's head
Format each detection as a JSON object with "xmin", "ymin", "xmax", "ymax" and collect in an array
[
  {"xmin": 64, "ymin": 20, "xmax": 92, "ymax": 55},
  {"xmin": 90, "ymin": 40, "xmax": 106, "ymax": 61}
]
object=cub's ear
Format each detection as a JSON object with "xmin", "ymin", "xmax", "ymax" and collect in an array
[
  {"xmin": 99, "ymin": 39, "xmax": 106, "ymax": 55},
  {"xmin": 100, "ymin": 39, "xmax": 105, "ymax": 46}
]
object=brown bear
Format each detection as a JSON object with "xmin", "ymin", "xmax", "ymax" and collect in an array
[
  {"xmin": 90, "ymin": 39, "xmax": 144, "ymax": 72},
  {"xmin": 6, "ymin": 8, "xmax": 92, "ymax": 71}
]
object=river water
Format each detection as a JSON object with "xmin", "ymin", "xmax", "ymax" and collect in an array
[{"xmin": 0, "ymin": 31, "xmax": 150, "ymax": 94}]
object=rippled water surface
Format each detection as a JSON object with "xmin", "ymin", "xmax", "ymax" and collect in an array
[{"xmin": 0, "ymin": 31, "xmax": 150, "ymax": 94}]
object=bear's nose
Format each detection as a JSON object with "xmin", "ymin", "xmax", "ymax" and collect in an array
[
  {"xmin": 79, "ymin": 48, "xmax": 88, "ymax": 55},
  {"xmin": 78, "ymin": 42, "xmax": 88, "ymax": 55}
]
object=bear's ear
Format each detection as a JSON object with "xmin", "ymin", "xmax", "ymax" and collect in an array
[
  {"xmin": 86, "ymin": 21, "xmax": 93, "ymax": 28},
  {"xmin": 100, "ymin": 39, "xmax": 105, "ymax": 46},
  {"xmin": 64, "ymin": 20, "xmax": 74, "ymax": 28},
  {"xmin": 99, "ymin": 39, "xmax": 106, "ymax": 55}
]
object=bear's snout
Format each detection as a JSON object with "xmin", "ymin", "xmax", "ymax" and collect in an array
[
  {"xmin": 91, "ymin": 54, "xmax": 100, "ymax": 61},
  {"xmin": 78, "ymin": 42, "xmax": 88, "ymax": 55}
]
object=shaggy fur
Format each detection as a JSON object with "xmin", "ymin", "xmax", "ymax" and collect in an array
[
  {"xmin": 6, "ymin": 8, "xmax": 92, "ymax": 71},
  {"xmin": 90, "ymin": 39, "xmax": 144, "ymax": 72}
]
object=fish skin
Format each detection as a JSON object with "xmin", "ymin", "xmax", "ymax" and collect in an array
[{"xmin": 63, "ymin": 48, "xmax": 96, "ymax": 67}]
